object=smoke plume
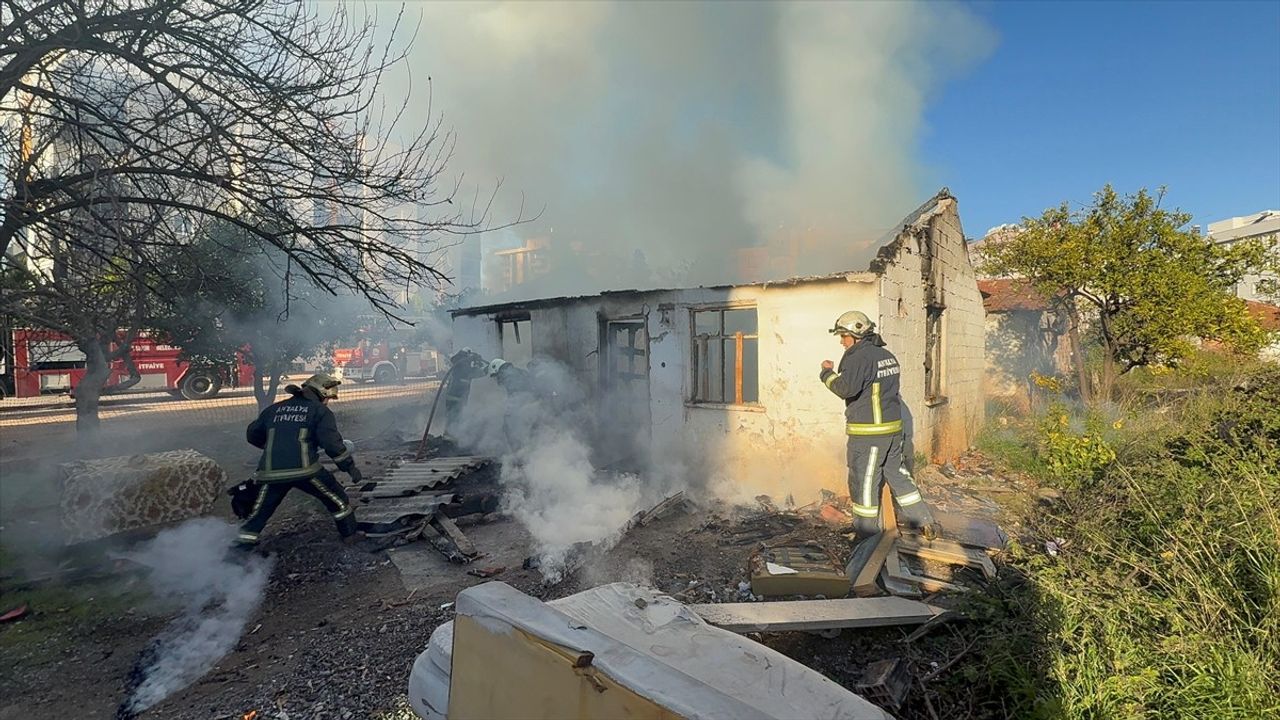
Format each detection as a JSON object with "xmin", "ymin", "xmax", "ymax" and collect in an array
[
  {"xmin": 117, "ymin": 518, "xmax": 273, "ymax": 716},
  {"xmin": 364, "ymin": 1, "xmax": 995, "ymax": 296},
  {"xmin": 447, "ymin": 359, "xmax": 681, "ymax": 582},
  {"xmin": 500, "ymin": 427, "xmax": 646, "ymax": 583}
]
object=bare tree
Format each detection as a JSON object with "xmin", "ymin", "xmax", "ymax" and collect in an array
[{"xmin": 1, "ymin": 0, "xmax": 516, "ymax": 435}]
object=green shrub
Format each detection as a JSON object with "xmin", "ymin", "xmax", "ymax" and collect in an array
[
  {"xmin": 973, "ymin": 363, "xmax": 1280, "ymax": 719},
  {"xmin": 1035, "ymin": 403, "xmax": 1118, "ymax": 489}
]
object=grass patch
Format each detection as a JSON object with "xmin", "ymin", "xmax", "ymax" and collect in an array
[
  {"xmin": 0, "ymin": 576, "xmax": 153, "ymax": 650},
  {"xmin": 968, "ymin": 354, "xmax": 1280, "ymax": 718}
]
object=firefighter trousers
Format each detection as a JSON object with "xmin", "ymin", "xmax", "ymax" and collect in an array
[
  {"xmin": 236, "ymin": 468, "xmax": 356, "ymax": 546},
  {"xmin": 847, "ymin": 434, "xmax": 934, "ymax": 537}
]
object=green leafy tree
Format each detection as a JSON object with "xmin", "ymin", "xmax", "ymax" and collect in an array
[{"xmin": 981, "ymin": 185, "xmax": 1271, "ymax": 403}]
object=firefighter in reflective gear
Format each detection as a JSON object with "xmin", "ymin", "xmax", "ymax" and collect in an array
[
  {"xmin": 235, "ymin": 373, "xmax": 363, "ymax": 548},
  {"xmin": 487, "ymin": 358, "xmax": 538, "ymax": 448},
  {"xmin": 443, "ymin": 348, "xmax": 490, "ymax": 435},
  {"xmin": 819, "ymin": 311, "xmax": 938, "ymax": 539}
]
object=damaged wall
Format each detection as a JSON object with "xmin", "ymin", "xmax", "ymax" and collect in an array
[
  {"xmin": 876, "ymin": 192, "xmax": 986, "ymax": 461},
  {"xmin": 451, "ymin": 191, "xmax": 986, "ymax": 502}
]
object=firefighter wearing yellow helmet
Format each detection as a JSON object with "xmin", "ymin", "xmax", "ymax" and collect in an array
[
  {"xmin": 820, "ymin": 312, "xmax": 939, "ymax": 539},
  {"xmin": 233, "ymin": 373, "xmax": 363, "ymax": 548}
]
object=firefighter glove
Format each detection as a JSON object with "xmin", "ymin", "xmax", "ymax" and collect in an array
[{"xmin": 347, "ymin": 465, "xmax": 364, "ymax": 485}]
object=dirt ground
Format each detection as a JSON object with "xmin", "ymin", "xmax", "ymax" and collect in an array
[{"xmin": 0, "ymin": 390, "xmax": 1024, "ymax": 720}]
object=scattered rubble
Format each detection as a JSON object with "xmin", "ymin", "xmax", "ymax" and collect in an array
[
  {"xmin": 521, "ymin": 490, "xmax": 694, "ymax": 583},
  {"xmin": 689, "ymin": 596, "xmax": 946, "ymax": 634},
  {"xmin": 354, "ymin": 452, "xmax": 498, "ymax": 562},
  {"xmin": 853, "ymin": 658, "xmax": 911, "ymax": 711}
]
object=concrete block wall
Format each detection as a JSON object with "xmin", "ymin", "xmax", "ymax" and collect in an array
[
  {"xmin": 929, "ymin": 199, "xmax": 986, "ymax": 459},
  {"xmin": 876, "ymin": 231, "xmax": 929, "ymax": 460},
  {"xmin": 877, "ymin": 198, "xmax": 986, "ymax": 461}
]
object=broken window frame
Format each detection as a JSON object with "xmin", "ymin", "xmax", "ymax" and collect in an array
[
  {"xmin": 689, "ymin": 305, "xmax": 760, "ymax": 407},
  {"xmin": 602, "ymin": 319, "xmax": 648, "ymax": 389},
  {"xmin": 924, "ymin": 304, "xmax": 947, "ymax": 404},
  {"xmin": 496, "ymin": 312, "xmax": 533, "ymax": 365}
]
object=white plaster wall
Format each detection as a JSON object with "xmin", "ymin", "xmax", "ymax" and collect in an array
[{"xmin": 649, "ymin": 281, "xmax": 880, "ymax": 502}]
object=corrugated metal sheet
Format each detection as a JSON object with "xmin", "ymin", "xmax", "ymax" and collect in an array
[{"xmin": 356, "ymin": 456, "xmax": 493, "ymax": 531}]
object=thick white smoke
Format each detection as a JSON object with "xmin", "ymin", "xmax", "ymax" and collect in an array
[
  {"xmin": 446, "ymin": 359, "xmax": 681, "ymax": 582},
  {"xmin": 500, "ymin": 427, "xmax": 645, "ymax": 583},
  {"xmin": 118, "ymin": 518, "xmax": 273, "ymax": 715},
  {"xmin": 355, "ymin": 1, "xmax": 995, "ymax": 296}
]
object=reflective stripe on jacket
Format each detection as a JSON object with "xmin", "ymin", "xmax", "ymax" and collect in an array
[
  {"xmin": 247, "ymin": 388, "xmax": 354, "ymax": 482},
  {"xmin": 819, "ymin": 337, "xmax": 904, "ymax": 436}
]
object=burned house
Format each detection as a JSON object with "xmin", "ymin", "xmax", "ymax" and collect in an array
[{"xmin": 451, "ymin": 190, "xmax": 985, "ymax": 500}]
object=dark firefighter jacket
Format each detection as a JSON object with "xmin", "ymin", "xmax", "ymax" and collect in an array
[
  {"xmin": 818, "ymin": 335, "xmax": 904, "ymax": 436},
  {"xmin": 247, "ymin": 386, "xmax": 355, "ymax": 482},
  {"xmin": 444, "ymin": 350, "xmax": 489, "ymax": 404}
]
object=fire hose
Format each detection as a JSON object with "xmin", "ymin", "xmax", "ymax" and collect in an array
[{"xmin": 415, "ymin": 363, "xmax": 457, "ymax": 461}]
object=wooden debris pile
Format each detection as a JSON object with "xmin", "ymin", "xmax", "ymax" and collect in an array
[
  {"xmin": 847, "ymin": 485, "xmax": 1001, "ymax": 599},
  {"xmin": 355, "ymin": 455, "xmax": 498, "ymax": 561}
]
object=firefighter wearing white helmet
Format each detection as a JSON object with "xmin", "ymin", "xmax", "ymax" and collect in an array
[{"xmin": 820, "ymin": 312, "xmax": 939, "ymax": 539}]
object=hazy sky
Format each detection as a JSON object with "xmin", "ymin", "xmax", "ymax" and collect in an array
[{"xmin": 341, "ymin": 0, "xmax": 1279, "ymax": 293}]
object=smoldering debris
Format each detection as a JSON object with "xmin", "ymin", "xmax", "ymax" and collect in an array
[
  {"xmin": 501, "ymin": 427, "xmax": 647, "ymax": 583},
  {"xmin": 443, "ymin": 357, "xmax": 685, "ymax": 583},
  {"xmin": 115, "ymin": 518, "xmax": 273, "ymax": 718}
]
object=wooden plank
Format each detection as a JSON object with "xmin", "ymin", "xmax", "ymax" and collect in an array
[
  {"xmin": 734, "ymin": 332, "xmax": 744, "ymax": 404},
  {"xmin": 419, "ymin": 519, "xmax": 468, "ymax": 563},
  {"xmin": 689, "ymin": 597, "xmax": 946, "ymax": 633},
  {"xmin": 880, "ymin": 481, "xmax": 897, "ymax": 532},
  {"xmin": 885, "ymin": 548, "xmax": 969, "ymax": 594},
  {"xmin": 431, "ymin": 515, "xmax": 477, "ymax": 557},
  {"xmin": 896, "ymin": 536, "xmax": 997, "ymax": 580},
  {"xmin": 850, "ymin": 528, "xmax": 898, "ymax": 597}
]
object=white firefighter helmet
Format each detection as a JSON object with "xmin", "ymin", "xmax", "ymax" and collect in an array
[
  {"xmin": 302, "ymin": 372, "xmax": 342, "ymax": 399},
  {"xmin": 829, "ymin": 310, "xmax": 874, "ymax": 338},
  {"xmin": 487, "ymin": 358, "xmax": 508, "ymax": 377}
]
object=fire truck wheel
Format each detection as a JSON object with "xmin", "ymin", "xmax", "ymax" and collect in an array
[
  {"xmin": 373, "ymin": 364, "xmax": 398, "ymax": 384},
  {"xmin": 179, "ymin": 371, "xmax": 223, "ymax": 400}
]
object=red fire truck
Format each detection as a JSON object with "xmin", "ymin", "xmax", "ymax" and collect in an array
[
  {"xmin": 4, "ymin": 328, "xmax": 253, "ymax": 400},
  {"xmin": 332, "ymin": 322, "xmax": 445, "ymax": 385}
]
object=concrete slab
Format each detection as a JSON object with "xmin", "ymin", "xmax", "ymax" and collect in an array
[{"xmin": 389, "ymin": 519, "xmax": 535, "ymax": 595}]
